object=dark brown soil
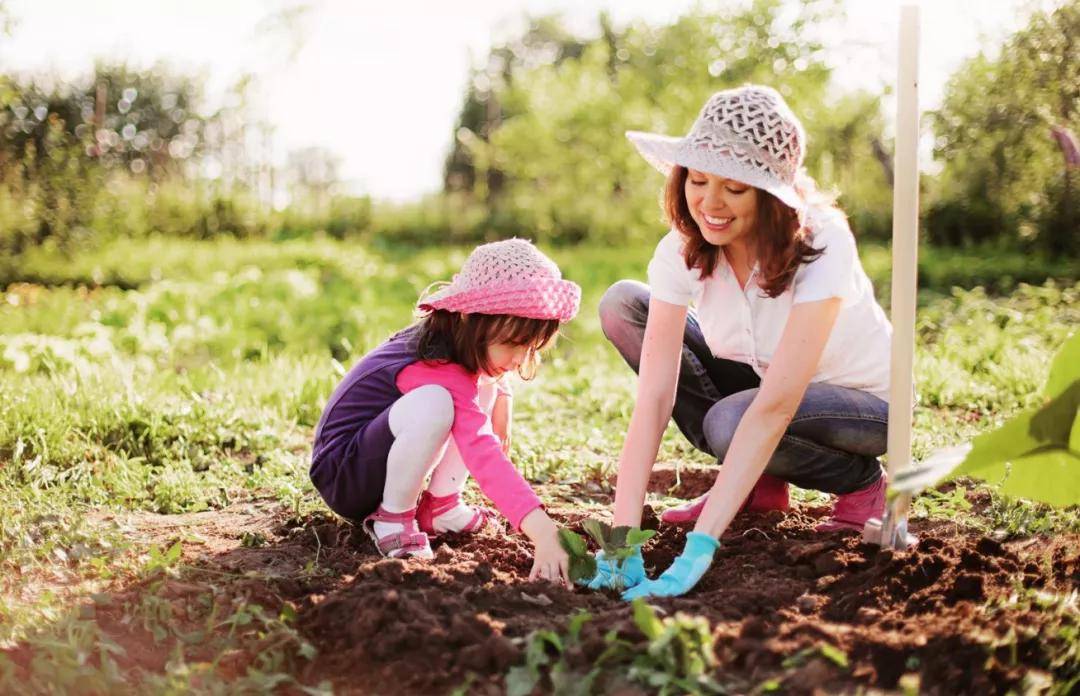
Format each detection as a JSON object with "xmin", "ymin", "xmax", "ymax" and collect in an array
[
  {"xmin": 8, "ymin": 494, "xmax": 1080, "ymax": 695},
  {"xmin": 234, "ymin": 500, "xmax": 1080, "ymax": 693}
]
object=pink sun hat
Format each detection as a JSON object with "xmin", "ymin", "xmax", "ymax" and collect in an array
[{"xmin": 417, "ymin": 238, "xmax": 581, "ymax": 322}]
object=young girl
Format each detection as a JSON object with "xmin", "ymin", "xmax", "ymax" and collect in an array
[
  {"xmin": 589, "ymin": 84, "xmax": 895, "ymax": 598},
  {"xmin": 309, "ymin": 239, "xmax": 581, "ymax": 586}
]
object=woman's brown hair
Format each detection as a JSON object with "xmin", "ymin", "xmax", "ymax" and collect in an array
[
  {"xmin": 415, "ymin": 310, "xmax": 560, "ymax": 379},
  {"xmin": 664, "ymin": 165, "xmax": 838, "ymax": 298}
]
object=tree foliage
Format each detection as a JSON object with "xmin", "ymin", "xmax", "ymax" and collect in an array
[
  {"xmin": 0, "ymin": 62, "xmax": 207, "ymax": 180},
  {"xmin": 443, "ymin": 0, "xmax": 892, "ymax": 244},
  {"xmin": 929, "ymin": 1, "xmax": 1079, "ymax": 253}
]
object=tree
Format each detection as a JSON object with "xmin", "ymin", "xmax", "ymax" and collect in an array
[
  {"xmin": 443, "ymin": 15, "xmax": 588, "ymax": 199},
  {"xmin": 286, "ymin": 146, "xmax": 341, "ymax": 217},
  {"xmin": 440, "ymin": 0, "xmax": 893, "ymax": 244},
  {"xmin": 0, "ymin": 63, "xmax": 210, "ymax": 251},
  {"xmin": 929, "ymin": 1, "xmax": 1079, "ymax": 253}
]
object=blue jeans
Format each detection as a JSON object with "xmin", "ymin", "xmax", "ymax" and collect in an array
[{"xmin": 598, "ymin": 280, "xmax": 886, "ymax": 495}]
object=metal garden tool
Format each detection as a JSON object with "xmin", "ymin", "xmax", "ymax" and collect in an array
[{"xmin": 863, "ymin": 444, "xmax": 972, "ymax": 549}]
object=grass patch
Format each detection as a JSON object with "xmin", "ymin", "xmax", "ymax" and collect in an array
[{"xmin": 0, "ymin": 235, "xmax": 1076, "ymax": 691}]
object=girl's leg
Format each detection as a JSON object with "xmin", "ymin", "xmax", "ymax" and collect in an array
[
  {"xmin": 702, "ymin": 383, "xmax": 889, "ymax": 529},
  {"xmin": 372, "ymin": 384, "xmax": 455, "ymax": 541},
  {"xmin": 422, "ymin": 380, "xmax": 497, "ymax": 533},
  {"xmin": 598, "ymin": 280, "xmax": 760, "ymax": 452}
]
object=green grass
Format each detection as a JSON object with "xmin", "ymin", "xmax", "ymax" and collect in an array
[{"xmin": 0, "ymin": 235, "xmax": 1077, "ymax": 691}]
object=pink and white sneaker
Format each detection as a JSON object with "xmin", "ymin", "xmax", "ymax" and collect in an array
[
  {"xmin": 815, "ymin": 475, "xmax": 887, "ymax": 532},
  {"xmin": 660, "ymin": 474, "xmax": 790, "ymax": 524},
  {"xmin": 362, "ymin": 505, "xmax": 434, "ymax": 559},
  {"xmin": 416, "ymin": 491, "xmax": 495, "ymax": 536}
]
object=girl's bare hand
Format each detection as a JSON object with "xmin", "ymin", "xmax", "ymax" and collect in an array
[{"xmin": 528, "ymin": 532, "xmax": 570, "ymax": 588}]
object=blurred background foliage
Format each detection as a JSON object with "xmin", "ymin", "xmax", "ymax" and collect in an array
[{"xmin": 0, "ymin": 0, "xmax": 1077, "ymax": 261}]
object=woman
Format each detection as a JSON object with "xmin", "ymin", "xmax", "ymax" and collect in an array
[{"xmin": 592, "ymin": 85, "xmax": 895, "ymax": 599}]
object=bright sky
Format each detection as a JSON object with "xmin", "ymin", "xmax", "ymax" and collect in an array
[{"xmin": 0, "ymin": 0, "xmax": 1054, "ymax": 201}]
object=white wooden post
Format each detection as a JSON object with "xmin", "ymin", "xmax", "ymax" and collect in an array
[{"xmin": 887, "ymin": 5, "xmax": 921, "ymax": 485}]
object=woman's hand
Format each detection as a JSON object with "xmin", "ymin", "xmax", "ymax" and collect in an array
[
  {"xmin": 582, "ymin": 547, "xmax": 646, "ymax": 591},
  {"xmin": 622, "ymin": 532, "xmax": 720, "ymax": 600},
  {"xmin": 520, "ymin": 508, "xmax": 571, "ymax": 587}
]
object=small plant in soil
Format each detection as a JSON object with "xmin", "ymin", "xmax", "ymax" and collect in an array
[
  {"xmin": 505, "ymin": 601, "xmax": 723, "ymax": 695},
  {"xmin": 558, "ymin": 519, "xmax": 656, "ymax": 589}
]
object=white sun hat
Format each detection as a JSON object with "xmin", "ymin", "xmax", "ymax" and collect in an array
[{"xmin": 626, "ymin": 84, "xmax": 807, "ymax": 210}]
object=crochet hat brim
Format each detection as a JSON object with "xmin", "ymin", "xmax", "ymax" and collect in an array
[
  {"xmin": 626, "ymin": 130, "xmax": 804, "ymax": 211},
  {"xmin": 418, "ymin": 279, "xmax": 581, "ymax": 323}
]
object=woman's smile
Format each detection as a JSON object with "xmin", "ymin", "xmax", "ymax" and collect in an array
[{"xmin": 700, "ymin": 213, "xmax": 734, "ymax": 232}]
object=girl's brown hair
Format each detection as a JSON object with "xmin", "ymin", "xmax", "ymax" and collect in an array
[
  {"xmin": 664, "ymin": 165, "xmax": 838, "ymax": 298},
  {"xmin": 415, "ymin": 310, "xmax": 560, "ymax": 379}
]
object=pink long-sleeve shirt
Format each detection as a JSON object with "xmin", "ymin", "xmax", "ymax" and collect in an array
[{"xmin": 396, "ymin": 360, "xmax": 542, "ymax": 530}]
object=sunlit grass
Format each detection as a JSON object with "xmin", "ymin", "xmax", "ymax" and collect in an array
[{"xmin": 0, "ymin": 235, "xmax": 1076, "ymax": 690}]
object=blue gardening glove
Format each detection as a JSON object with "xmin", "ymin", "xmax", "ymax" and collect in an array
[
  {"xmin": 621, "ymin": 532, "xmax": 720, "ymax": 600},
  {"xmin": 580, "ymin": 548, "xmax": 647, "ymax": 591}
]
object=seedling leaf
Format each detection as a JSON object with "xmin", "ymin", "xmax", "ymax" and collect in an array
[
  {"xmin": 819, "ymin": 643, "xmax": 849, "ymax": 669},
  {"xmin": 626, "ymin": 528, "xmax": 657, "ymax": 546},
  {"xmin": 631, "ymin": 598, "xmax": 663, "ymax": 640},
  {"xmin": 557, "ymin": 528, "xmax": 588, "ymax": 557},
  {"xmin": 567, "ymin": 553, "xmax": 597, "ymax": 584},
  {"xmin": 505, "ymin": 666, "xmax": 538, "ymax": 696},
  {"xmin": 567, "ymin": 611, "xmax": 592, "ymax": 641},
  {"xmin": 581, "ymin": 519, "xmax": 611, "ymax": 549},
  {"xmin": 946, "ymin": 332, "xmax": 1080, "ymax": 507},
  {"xmin": 609, "ymin": 525, "xmax": 630, "ymax": 549}
]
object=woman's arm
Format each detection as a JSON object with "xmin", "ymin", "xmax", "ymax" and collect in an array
[
  {"xmin": 613, "ymin": 298, "xmax": 690, "ymax": 527},
  {"xmin": 693, "ymin": 297, "xmax": 842, "ymax": 538}
]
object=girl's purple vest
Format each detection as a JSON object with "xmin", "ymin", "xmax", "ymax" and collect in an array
[{"xmin": 310, "ymin": 326, "xmax": 420, "ymax": 477}]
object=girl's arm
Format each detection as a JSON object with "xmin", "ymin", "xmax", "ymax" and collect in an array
[
  {"xmin": 613, "ymin": 298, "xmax": 690, "ymax": 527},
  {"xmin": 396, "ymin": 362, "xmax": 541, "ymax": 529},
  {"xmin": 693, "ymin": 297, "xmax": 842, "ymax": 538},
  {"xmin": 491, "ymin": 391, "xmax": 512, "ymax": 456},
  {"xmin": 398, "ymin": 364, "xmax": 568, "ymax": 585}
]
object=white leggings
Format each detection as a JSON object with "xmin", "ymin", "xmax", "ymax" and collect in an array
[{"xmin": 380, "ymin": 381, "xmax": 498, "ymax": 513}]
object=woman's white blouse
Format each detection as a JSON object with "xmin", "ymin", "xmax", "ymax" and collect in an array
[{"xmin": 646, "ymin": 206, "xmax": 893, "ymax": 402}]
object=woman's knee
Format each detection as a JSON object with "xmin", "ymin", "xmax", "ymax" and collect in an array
[
  {"xmin": 702, "ymin": 390, "xmax": 757, "ymax": 458},
  {"xmin": 389, "ymin": 384, "xmax": 454, "ymax": 438},
  {"xmin": 598, "ymin": 279, "xmax": 648, "ymax": 335}
]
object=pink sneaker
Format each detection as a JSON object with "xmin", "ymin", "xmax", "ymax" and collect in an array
[
  {"xmin": 815, "ymin": 476, "xmax": 886, "ymax": 532},
  {"xmin": 660, "ymin": 474, "xmax": 790, "ymax": 524}
]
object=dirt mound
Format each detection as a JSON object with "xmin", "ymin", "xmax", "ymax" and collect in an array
[
  {"xmin": 17, "ymin": 501, "xmax": 1076, "ymax": 694},
  {"xmin": 266, "ymin": 506, "xmax": 1078, "ymax": 694},
  {"xmin": 622, "ymin": 464, "xmax": 716, "ymax": 500}
]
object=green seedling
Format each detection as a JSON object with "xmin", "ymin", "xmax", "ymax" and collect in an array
[
  {"xmin": 557, "ymin": 528, "xmax": 597, "ymax": 584},
  {"xmin": 581, "ymin": 519, "xmax": 656, "ymax": 562},
  {"xmin": 557, "ymin": 519, "xmax": 656, "ymax": 588}
]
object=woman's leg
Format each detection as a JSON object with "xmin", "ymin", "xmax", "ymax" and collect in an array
[
  {"xmin": 598, "ymin": 279, "xmax": 760, "ymax": 453},
  {"xmin": 702, "ymin": 383, "xmax": 888, "ymax": 530},
  {"xmin": 599, "ymin": 279, "xmax": 786, "ymax": 521},
  {"xmin": 701, "ymin": 383, "xmax": 887, "ymax": 495}
]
